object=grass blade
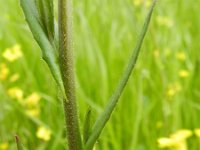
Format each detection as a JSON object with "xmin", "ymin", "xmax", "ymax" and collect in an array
[
  {"xmin": 85, "ymin": 1, "xmax": 157, "ymax": 149},
  {"xmin": 83, "ymin": 107, "xmax": 92, "ymax": 144}
]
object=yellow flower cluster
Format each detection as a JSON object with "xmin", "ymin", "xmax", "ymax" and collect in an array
[
  {"xmin": 0, "ymin": 44, "xmax": 23, "ymax": 82},
  {"xmin": 176, "ymin": 52, "xmax": 189, "ymax": 78},
  {"xmin": 158, "ymin": 129, "xmax": 192, "ymax": 150},
  {"xmin": 1, "ymin": 44, "xmax": 50, "ymax": 142},
  {"xmin": 155, "ymin": 49, "xmax": 189, "ymax": 80},
  {"xmin": 1, "ymin": 45, "xmax": 41, "ymax": 116},
  {"xmin": 7, "ymin": 87, "xmax": 24, "ymax": 101},
  {"xmin": 25, "ymin": 93, "xmax": 41, "ymax": 107},
  {"xmin": 194, "ymin": 129, "xmax": 200, "ymax": 138},
  {"xmin": 24, "ymin": 92, "xmax": 41, "ymax": 117},
  {"xmin": 166, "ymin": 82, "xmax": 182, "ymax": 98},
  {"xmin": 158, "ymin": 129, "xmax": 200, "ymax": 150},
  {"xmin": 36, "ymin": 126, "xmax": 52, "ymax": 141},
  {"xmin": 2, "ymin": 44, "xmax": 23, "ymax": 62},
  {"xmin": 7, "ymin": 87, "xmax": 41, "ymax": 117}
]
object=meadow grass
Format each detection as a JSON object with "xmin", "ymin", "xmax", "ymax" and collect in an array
[{"xmin": 0, "ymin": 0, "xmax": 200, "ymax": 149}]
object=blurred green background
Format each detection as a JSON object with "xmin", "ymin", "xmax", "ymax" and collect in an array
[{"xmin": 0, "ymin": 0, "xmax": 200, "ymax": 149}]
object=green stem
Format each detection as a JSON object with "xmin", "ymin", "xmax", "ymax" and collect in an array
[
  {"xmin": 85, "ymin": 1, "xmax": 157, "ymax": 149},
  {"xmin": 15, "ymin": 135, "xmax": 23, "ymax": 150},
  {"xmin": 58, "ymin": 0, "xmax": 82, "ymax": 150}
]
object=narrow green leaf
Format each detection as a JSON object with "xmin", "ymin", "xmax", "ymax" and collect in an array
[
  {"xmin": 35, "ymin": 0, "xmax": 55, "ymax": 43},
  {"xmin": 85, "ymin": 1, "xmax": 157, "ymax": 150},
  {"xmin": 15, "ymin": 135, "xmax": 23, "ymax": 150},
  {"xmin": 20, "ymin": 0, "xmax": 66, "ymax": 99},
  {"xmin": 83, "ymin": 107, "xmax": 92, "ymax": 144}
]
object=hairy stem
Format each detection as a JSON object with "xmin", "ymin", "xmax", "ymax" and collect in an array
[{"xmin": 58, "ymin": 0, "xmax": 82, "ymax": 149}]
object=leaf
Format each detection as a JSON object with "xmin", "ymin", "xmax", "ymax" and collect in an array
[
  {"xmin": 35, "ymin": 0, "xmax": 55, "ymax": 43},
  {"xmin": 83, "ymin": 107, "xmax": 92, "ymax": 144},
  {"xmin": 20, "ymin": 0, "xmax": 66, "ymax": 99},
  {"xmin": 84, "ymin": 1, "xmax": 157, "ymax": 150}
]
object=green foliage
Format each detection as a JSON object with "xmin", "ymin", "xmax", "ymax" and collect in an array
[
  {"xmin": 35, "ymin": 0, "xmax": 55, "ymax": 43},
  {"xmin": 20, "ymin": 0, "xmax": 156, "ymax": 149},
  {"xmin": 20, "ymin": 0, "xmax": 66, "ymax": 99},
  {"xmin": 1, "ymin": 0, "xmax": 200, "ymax": 149}
]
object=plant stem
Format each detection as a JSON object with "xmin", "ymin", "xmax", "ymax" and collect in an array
[
  {"xmin": 15, "ymin": 135, "xmax": 23, "ymax": 150},
  {"xmin": 58, "ymin": 0, "xmax": 82, "ymax": 150}
]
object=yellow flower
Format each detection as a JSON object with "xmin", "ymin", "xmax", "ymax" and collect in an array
[
  {"xmin": 26, "ymin": 108, "xmax": 40, "ymax": 117},
  {"xmin": 170, "ymin": 129, "xmax": 193, "ymax": 141},
  {"xmin": 158, "ymin": 137, "xmax": 175, "ymax": 148},
  {"xmin": 194, "ymin": 129, "xmax": 200, "ymax": 137},
  {"xmin": 9, "ymin": 73, "xmax": 20, "ymax": 82},
  {"xmin": 2, "ymin": 44, "xmax": 23, "ymax": 62},
  {"xmin": 167, "ymin": 88, "xmax": 176, "ymax": 97},
  {"xmin": 0, "ymin": 142, "xmax": 8, "ymax": 150},
  {"xmin": 179, "ymin": 70, "xmax": 189, "ymax": 78},
  {"xmin": 158, "ymin": 129, "xmax": 192, "ymax": 150},
  {"xmin": 36, "ymin": 126, "xmax": 51, "ymax": 141},
  {"xmin": 166, "ymin": 82, "xmax": 181, "ymax": 98},
  {"xmin": 174, "ymin": 141, "xmax": 187, "ymax": 150},
  {"xmin": 0, "ymin": 63, "xmax": 9, "ymax": 81},
  {"xmin": 7, "ymin": 87, "xmax": 23, "ymax": 101},
  {"xmin": 25, "ymin": 92, "xmax": 41, "ymax": 107},
  {"xmin": 176, "ymin": 52, "xmax": 186, "ymax": 61}
]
